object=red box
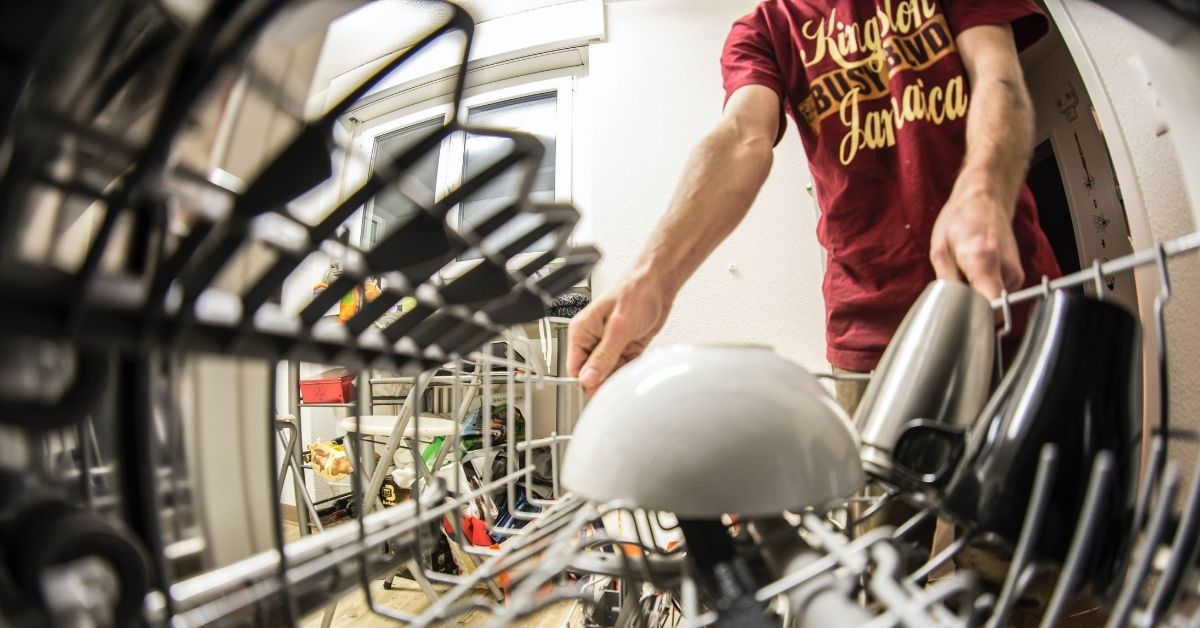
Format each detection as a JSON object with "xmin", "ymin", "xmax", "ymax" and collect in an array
[{"xmin": 299, "ymin": 368, "xmax": 355, "ymax": 404}]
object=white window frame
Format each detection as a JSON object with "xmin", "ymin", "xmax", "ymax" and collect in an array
[{"xmin": 345, "ymin": 70, "xmax": 576, "ymax": 278}]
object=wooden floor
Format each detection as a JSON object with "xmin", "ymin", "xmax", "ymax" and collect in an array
[
  {"xmin": 297, "ymin": 579, "xmax": 575, "ymax": 627},
  {"xmin": 285, "ymin": 522, "xmax": 576, "ymax": 627}
]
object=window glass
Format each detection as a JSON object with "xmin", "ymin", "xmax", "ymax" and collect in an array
[
  {"xmin": 363, "ymin": 117, "xmax": 442, "ymax": 248},
  {"xmin": 459, "ymin": 92, "xmax": 557, "ymax": 259}
]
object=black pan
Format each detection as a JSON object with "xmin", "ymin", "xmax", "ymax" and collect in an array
[{"xmin": 894, "ymin": 289, "xmax": 1142, "ymax": 597}]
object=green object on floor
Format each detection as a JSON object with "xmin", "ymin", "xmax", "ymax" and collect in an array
[
  {"xmin": 418, "ymin": 436, "xmax": 468, "ymax": 469},
  {"xmin": 420, "ymin": 437, "xmax": 445, "ymax": 469}
]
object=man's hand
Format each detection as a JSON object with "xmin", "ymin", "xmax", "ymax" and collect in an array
[
  {"xmin": 568, "ymin": 273, "xmax": 671, "ymax": 396},
  {"xmin": 935, "ymin": 23, "xmax": 1036, "ymax": 299},
  {"xmin": 929, "ymin": 188, "xmax": 1024, "ymax": 299}
]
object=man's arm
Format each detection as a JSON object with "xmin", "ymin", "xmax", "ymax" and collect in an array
[
  {"xmin": 930, "ymin": 24, "xmax": 1034, "ymax": 299},
  {"xmin": 567, "ymin": 84, "xmax": 780, "ymax": 394}
]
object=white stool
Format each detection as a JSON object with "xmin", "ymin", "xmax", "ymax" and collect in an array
[
  {"xmin": 338, "ymin": 414, "xmax": 457, "ymax": 440},
  {"xmin": 339, "ymin": 414, "xmax": 458, "ymax": 487}
]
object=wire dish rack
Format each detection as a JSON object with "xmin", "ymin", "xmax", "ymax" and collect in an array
[{"xmin": 3, "ymin": 1, "xmax": 1200, "ymax": 627}]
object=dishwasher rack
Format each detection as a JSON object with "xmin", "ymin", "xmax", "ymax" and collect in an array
[
  {"xmin": 464, "ymin": 232, "xmax": 1200, "ymax": 628},
  {"xmin": 4, "ymin": 1, "xmax": 1200, "ymax": 627},
  {"xmin": 0, "ymin": 0, "xmax": 596, "ymax": 625}
]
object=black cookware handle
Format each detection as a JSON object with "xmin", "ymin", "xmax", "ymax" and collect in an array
[
  {"xmin": 677, "ymin": 519, "xmax": 775, "ymax": 628},
  {"xmin": 891, "ymin": 419, "xmax": 966, "ymax": 489}
]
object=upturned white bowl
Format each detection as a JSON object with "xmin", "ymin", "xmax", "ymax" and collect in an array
[{"xmin": 562, "ymin": 344, "xmax": 865, "ymax": 517}]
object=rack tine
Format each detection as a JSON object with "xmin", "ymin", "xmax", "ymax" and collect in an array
[
  {"xmin": 755, "ymin": 526, "xmax": 895, "ymax": 602},
  {"xmin": 371, "ymin": 206, "xmax": 577, "ymax": 337},
  {"xmin": 891, "ymin": 506, "xmax": 935, "ymax": 540},
  {"xmin": 575, "ymin": 536, "xmax": 677, "ymax": 592},
  {"xmin": 995, "ymin": 288, "xmax": 1013, "ymax": 378},
  {"xmin": 346, "ymin": 392, "xmax": 419, "ymax": 623},
  {"xmin": 908, "ymin": 530, "xmax": 974, "ymax": 587},
  {"xmin": 413, "ymin": 497, "xmax": 593, "ymax": 627},
  {"xmin": 865, "ymin": 543, "xmax": 977, "ymax": 628},
  {"xmin": 1153, "ymin": 244, "xmax": 1172, "ymax": 443},
  {"xmin": 265, "ymin": 366, "xmax": 299, "ymax": 627},
  {"xmin": 986, "ymin": 443, "xmax": 1059, "ymax": 628},
  {"xmin": 848, "ymin": 487, "xmax": 898, "ymax": 531},
  {"xmin": 1038, "ymin": 451, "xmax": 1115, "ymax": 628},
  {"xmin": 1134, "ymin": 438, "xmax": 1167, "ymax": 535},
  {"xmin": 502, "ymin": 341, "xmax": 525, "ymax": 523},
  {"xmin": 237, "ymin": 139, "xmax": 446, "ymax": 320},
  {"xmin": 119, "ymin": 357, "xmax": 177, "ymax": 619},
  {"xmin": 490, "ymin": 534, "xmax": 588, "ymax": 626},
  {"xmin": 990, "ymin": 231, "xmax": 1200, "ymax": 310},
  {"xmin": 1144, "ymin": 440, "xmax": 1200, "ymax": 623},
  {"xmin": 184, "ymin": 36, "xmax": 493, "ymax": 338},
  {"xmin": 71, "ymin": 0, "xmax": 295, "ymax": 330},
  {"xmin": 1107, "ymin": 463, "xmax": 1180, "ymax": 628},
  {"xmin": 176, "ymin": 3, "xmax": 476, "ymax": 316},
  {"xmin": 519, "ymin": 360, "xmax": 554, "ymax": 510},
  {"xmin": 366, "ymin": 130, "xmax": 547, "ymax": 274},
  {"xmin": 615, "ymin": 507, "xmax": 668, "ymax": 588},
  {"xmin": 233, "ymin": 4, "xmax": 475, "ymax": 219},
  {"xmin": 484, "ymin": 246, "xmax": 601, "ymax": 325},
  {"xmin": 1091, "ymin": 259, "xmax": 1106, "ymax": 300}
]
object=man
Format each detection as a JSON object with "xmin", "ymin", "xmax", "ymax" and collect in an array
[
  {"xmin": 566, "ymin": 0, "xmax": 1060, "ymax": 403},
  {"xmin": 568, "ymin": 1, "xmax": 1082, "ymax": 621}
]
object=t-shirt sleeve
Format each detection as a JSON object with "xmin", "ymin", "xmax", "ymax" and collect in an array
[
  {"xmin": 721, "ymin": 10, "xmax": 787, "ymax": 144},
  {"xmin": 944, "ymin": 0, "xmax": 1050, "ymax": 52}
]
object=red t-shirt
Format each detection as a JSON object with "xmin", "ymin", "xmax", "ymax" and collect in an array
[{"xmin": 721, "ymin": 0, "xmax": 1061, "ymax": 371}]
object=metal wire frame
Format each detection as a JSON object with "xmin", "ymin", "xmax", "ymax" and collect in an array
[
  {"xmin": 192, "ymin": 411, "xmax": 1200, "ymax": 628},
  {"xmin": 8, "ymin": 1, "xmax": 1200, "ymax": 625},
  {"xmin": 0, "ymin": 0, "xmax": 600, "ymax": 416},
  {"xmin": 503, "ymin": 235, "xmax": 1200, "ymax": 628},
  {"xmin": 168, "ymin": 344, "xmax": 579, "ymax": 625},
  {"xmin": 21, "ymin": 244, "xmax": 1200, "ymax": 624},
  {"xmin": 0, "ymin": 3, "xmax": 606, "ymax": 628}
]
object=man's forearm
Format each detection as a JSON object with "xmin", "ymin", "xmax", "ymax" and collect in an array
[
  {"xmin": 929, "ymin": 24, "xmax": 1034, "ymax": 296},
  {"xmin": 633, "ymin": 122, "xmax": 775, "ymax": 301},
  {"xmin": 954, "ymin": 49, "xmax": 1035, "ymax": 216}
]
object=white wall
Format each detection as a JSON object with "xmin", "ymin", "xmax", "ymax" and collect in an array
[{"xmin": 585, "ymin": 0, "xmax": 829, "ymax": 371}]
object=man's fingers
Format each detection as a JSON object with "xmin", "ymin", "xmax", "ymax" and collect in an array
[
  {"xmin": 566, "ymin": 301, "xmax": 612, "ymax": 378},
  {"xmin": 1000, "ymin": 253, "xmax": 1025, "ymax": 292},
  {"xmin": 566, "ymin": 321, "xmax": 592, "ymax": 378},
  {"xmin": 579, "ymin": 315, "xmax": 635, "ymax": 394},
  {"xmin": 966, "ymin": 272, "xmax": 1005, "ymax": 301},
  {"xmin": 930, "ymin": 242, "xmax": 964, "ymax": 282},
  {"xmin": 958, "ymin": 245, "xmax": 1005, "ymax": 300}
]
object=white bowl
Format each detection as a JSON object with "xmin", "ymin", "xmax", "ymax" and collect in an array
[{"xmin": 562, "ymin": 344, "xmax": 865, "ymax": 517}]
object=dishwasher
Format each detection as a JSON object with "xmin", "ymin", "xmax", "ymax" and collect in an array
[{"xmin": 0, "ymin": 1, "xmax": 1198, "ymax": 627}]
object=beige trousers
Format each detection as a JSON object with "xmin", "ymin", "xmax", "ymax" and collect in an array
[{"xmin": 833, "ymin": 369, "xmax": 949, "ymax": 576}]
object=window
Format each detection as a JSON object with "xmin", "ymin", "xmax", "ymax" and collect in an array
[
  {"xmin": 352, "ymin": 75, "xmax": 573, "ymax": 268},
  {"xmin": 364, "ymin": 117, "xmax": 442, "ymax": 248},
  {"xmin": 458, "ymin": 92, "xmax": 558, "ymax": 259}
]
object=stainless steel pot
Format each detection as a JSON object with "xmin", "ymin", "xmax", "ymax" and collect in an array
[{"xmin": 854, "ymin": 280, "xmax": 994, "ymax": 481}]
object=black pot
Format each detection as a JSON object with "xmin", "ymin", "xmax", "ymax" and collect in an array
[{"xmin": 894, "ymin": 289, "xmax": 1142, "ymax": 597}]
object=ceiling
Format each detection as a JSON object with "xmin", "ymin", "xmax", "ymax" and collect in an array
[
  {"xmin": 453, "ymin": 0, "xmax": 581, "ymax": 22},
  {"xmin": 310, "ymin": 0, "xmax": 585, "ymax": 93}
]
